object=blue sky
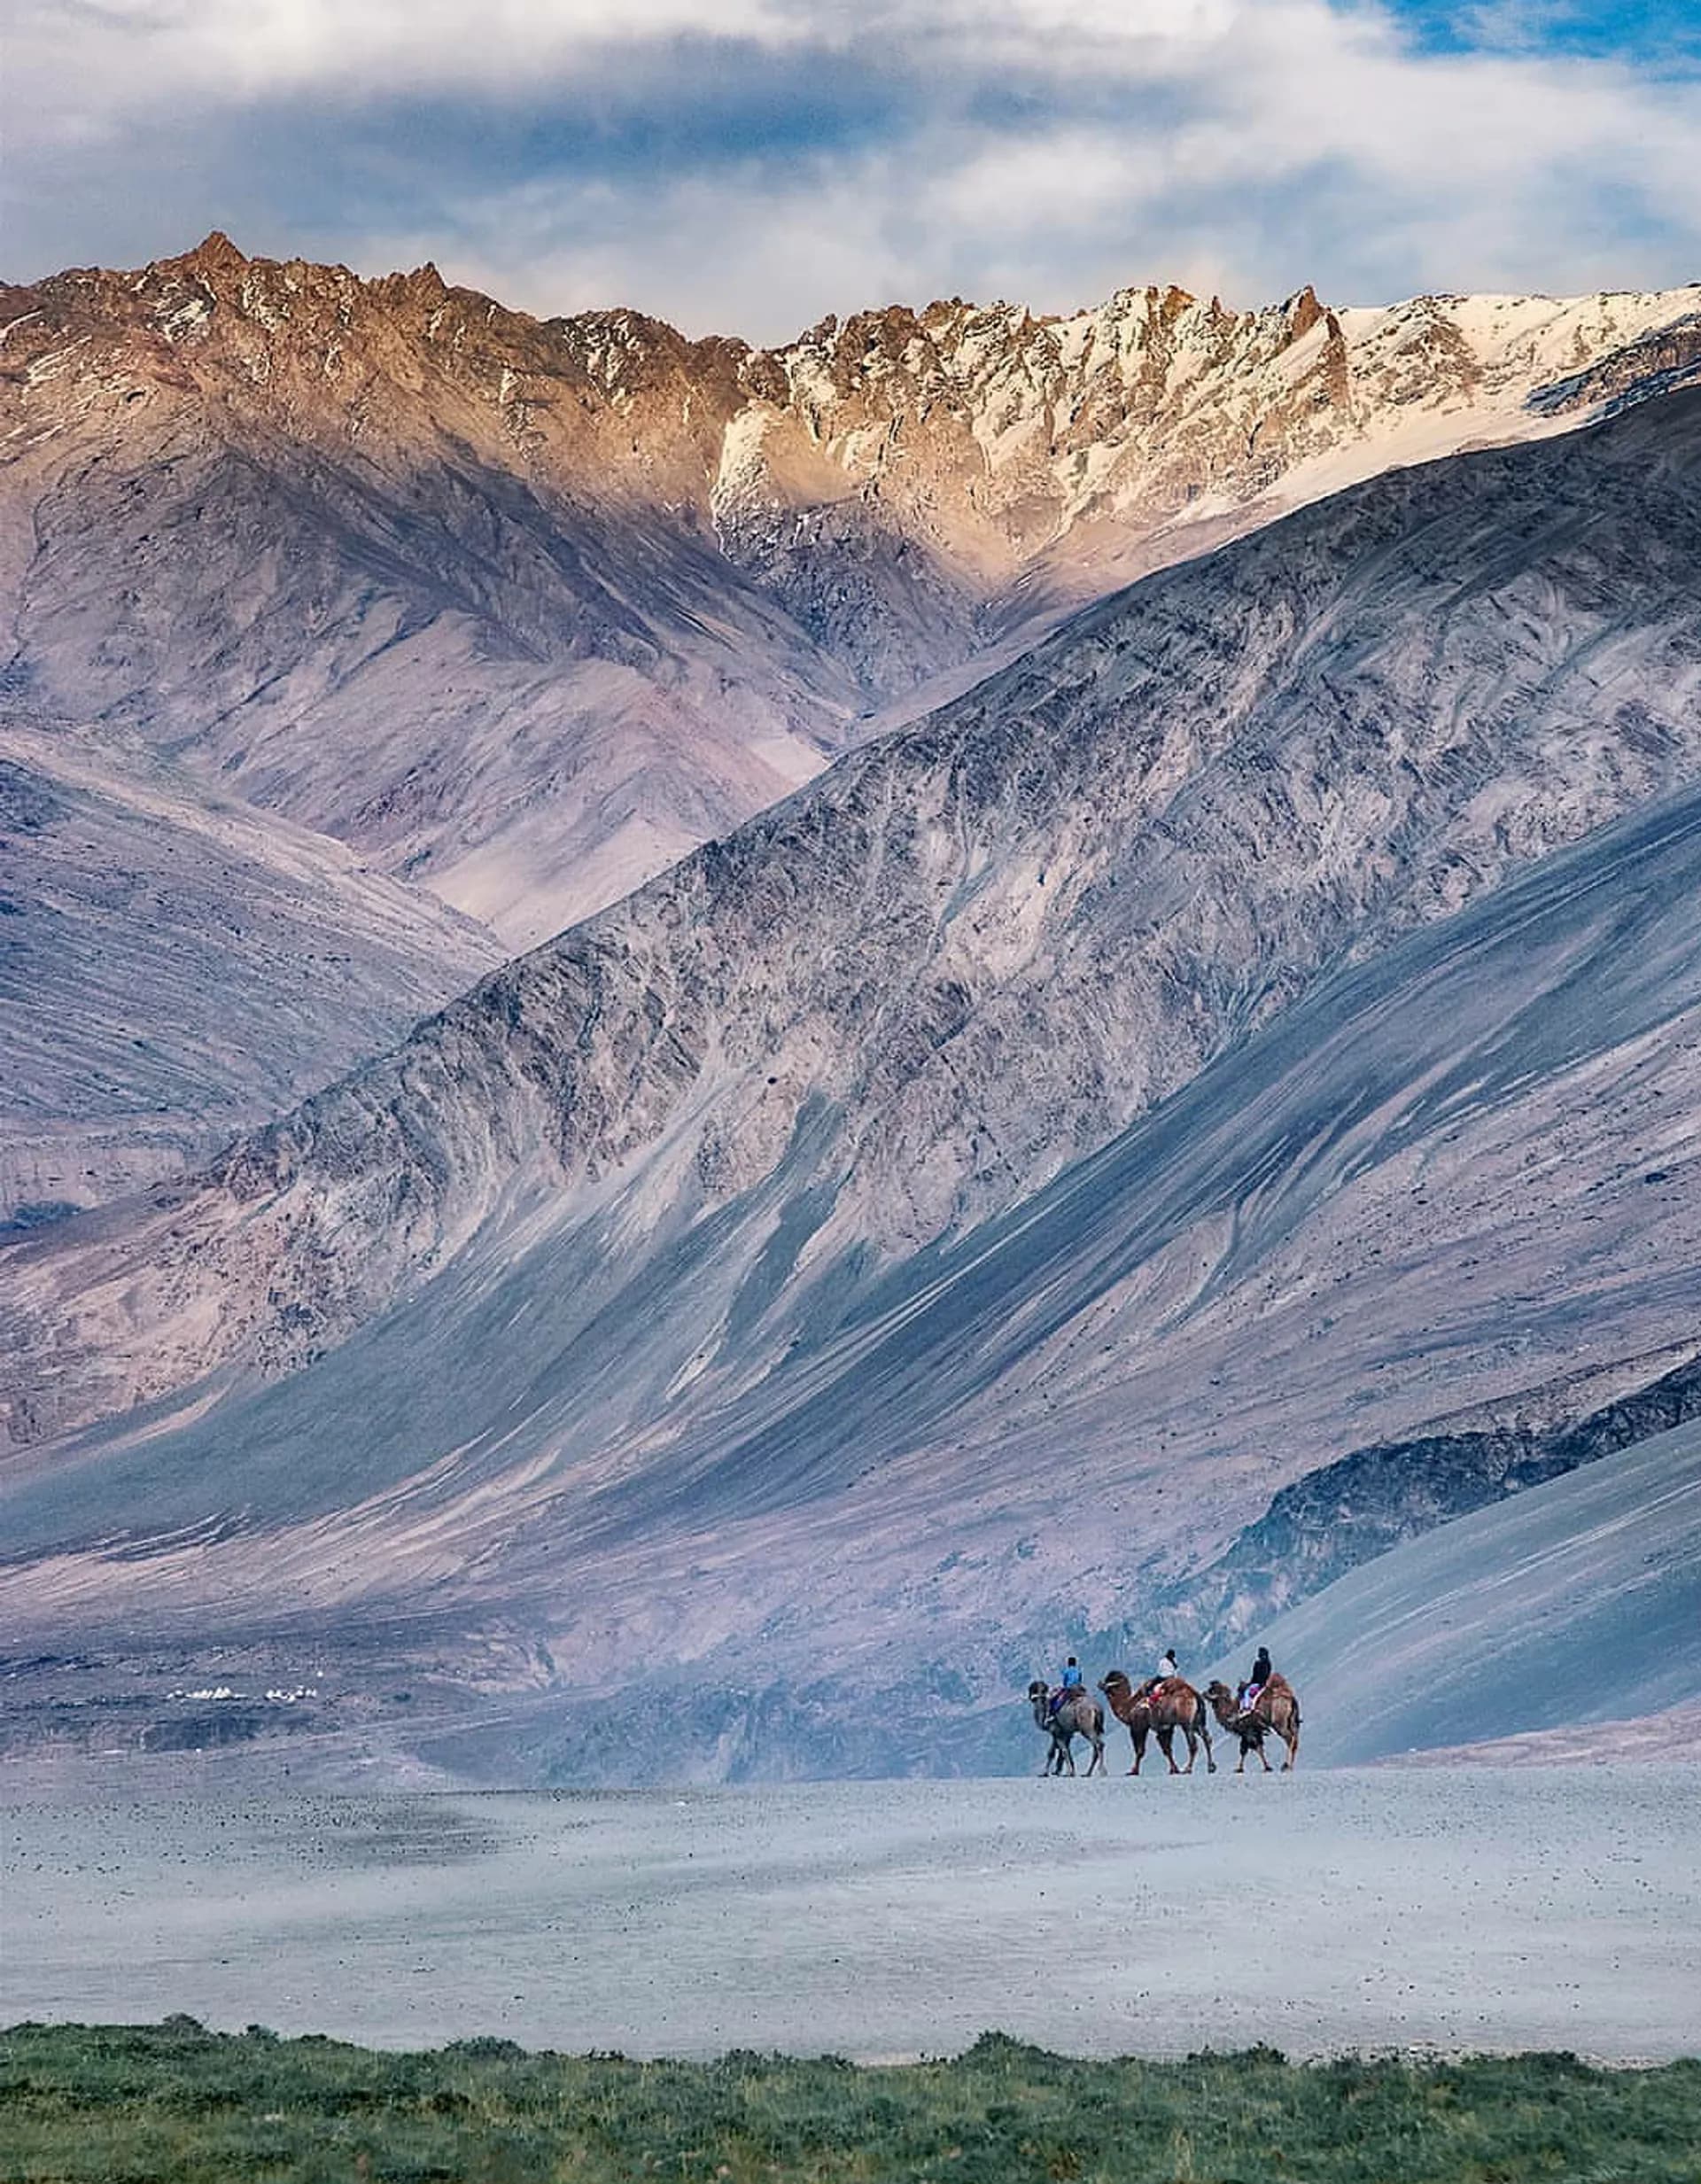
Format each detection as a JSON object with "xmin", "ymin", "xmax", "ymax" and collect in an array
[
  {"xmin": 1379, "ymin": 1, "xmax": 1701, "ymax": 58},
  {"xmin": 6, "ymin": 1, "xmax": 1697, "ymax": 338}
]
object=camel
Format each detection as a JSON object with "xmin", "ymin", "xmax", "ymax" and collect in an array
[
  {"xmin": 1203, "ymin": 1675, "xmax": 1302, "ymax": 1772},
  {"xmin": 1027, "ymin": 1680, "xmax": 1106, "ymax": 1776},
  {"xmin": 1098, "ymin": 1671, "xmax": 1216, "ymax": 1776}
]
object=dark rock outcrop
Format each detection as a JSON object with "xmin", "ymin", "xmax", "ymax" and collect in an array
[{"xmin": 1177, "ymin": 1349, "xmax": 1701, "ymax": 1659}]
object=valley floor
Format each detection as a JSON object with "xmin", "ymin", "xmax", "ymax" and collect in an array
[{"xmin": 4, "ymin": 1771, "xmax": 1697, "ymax": 2064}]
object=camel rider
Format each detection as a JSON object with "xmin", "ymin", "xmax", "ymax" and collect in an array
[
  {"xmin": 1239, "ymin": 1645, "xmax": 1273, "ymax": 1709},
  {"xmin": 1051, "ymin": 1657, "xmax": 1084, "ymax": 1717},
  {"xmin": 1137, "ymin": 1646, "xmax": 1179, "ymax": 1702}
]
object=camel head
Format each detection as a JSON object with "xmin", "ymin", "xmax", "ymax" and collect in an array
[
  {"xmin": 1098, "ymin": 1668, "xmax": 1146, "ymax": 1723},
  {"xmin": 1027, "ymin": 1679, "xmax": 1052, "ymax": 1724}
]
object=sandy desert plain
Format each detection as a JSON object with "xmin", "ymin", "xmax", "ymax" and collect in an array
[{"xmin": 4, "ymin": 1768, "xmax": 1699, "ymax": 2064}]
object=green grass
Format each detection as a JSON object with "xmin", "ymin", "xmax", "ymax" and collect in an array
[{"xmin": 3, "ymin": 2020, "xmax": 1698, "ymax": 2183}]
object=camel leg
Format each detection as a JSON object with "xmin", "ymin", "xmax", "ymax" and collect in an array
[
  {"xmin": 1128, "ymin": 1728, "xmax": 1145, "ymax": 1776},
  {"xmin": 1235, "ymin": 1739, "xmax": 1247, "ymax": 1775},
  {"xmin": 1087, "ymin": 1737, "xmax": 1105, "ymax": 1777},
  {"xmin": 1256, "ymin": 1738, "xmax": 1272, "ymax": 1773},
  {"xmin": 1178, "ymin": 1725, "xmax": 1196, "ymax": 1776},
  {"xmin": 1200, "ymin": 1722, "xmax": 1216, "ymax": 1776},
  {"xmin": 1159, "ymin": 1727, "xmax": 1181, "ymax": 1776}
]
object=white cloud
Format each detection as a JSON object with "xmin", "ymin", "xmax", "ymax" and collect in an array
[
  {"xmin": 4, "ymin": 0, "xmax": 1697, "ymax": 335},
  {"xmin": 9, "ymin": 0, "xmax": 803, "ymax": 114}
]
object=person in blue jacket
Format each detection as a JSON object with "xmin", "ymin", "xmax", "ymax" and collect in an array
[{"xmin": 1051, "ymin": 1656, "xmax": 1084, "ymax": 1717}]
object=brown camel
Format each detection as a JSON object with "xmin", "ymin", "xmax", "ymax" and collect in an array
[
  {"xmin": 1027, "ymin": 1680, "xmax": 1106, "ymax": 1776},
  {"xmin": 1203, "ymin": 1675, "xmax": 1302, "ymax": 1772},
  {"xmin": 1098, "ymin": 1671, "xmax": 1216, "ymax": 1776}
]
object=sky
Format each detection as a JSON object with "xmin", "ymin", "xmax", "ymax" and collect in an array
[{"xmin": 5, "ymin": 0, "xmax": 1698, "ymax": 341}]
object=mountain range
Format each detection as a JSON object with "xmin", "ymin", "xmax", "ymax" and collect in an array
[
  {"xmin": 6, "ymin": 235, "xmax": 1697, "ymax": 952},
  {"xmin": 1, "ymin": 242, "xmax": 1699, "ymax": 1780}
]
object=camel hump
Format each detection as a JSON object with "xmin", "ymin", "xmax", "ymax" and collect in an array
[{"xmin": 1263, "ymin": 1671, "xmax": 1294, "ymax": 1696}]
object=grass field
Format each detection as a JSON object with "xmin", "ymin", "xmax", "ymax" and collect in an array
[{"xmin": 3, "ymin": 2020, "xmax": 1699, "ymax": 2182}]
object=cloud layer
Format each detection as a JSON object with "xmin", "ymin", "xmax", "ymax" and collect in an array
[{"xmin": 6, "ymin": 0, "xmax": 1698, "ymax": 336}]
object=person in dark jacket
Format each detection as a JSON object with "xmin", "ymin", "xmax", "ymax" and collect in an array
[{"xmin": 1239, "ymin": 1646, "xmax": 1273, "ymax": 1708}]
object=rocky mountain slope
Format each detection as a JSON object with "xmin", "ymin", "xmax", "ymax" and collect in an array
[
  {"xmin": 0, "ymin": 237, "xmax": 856, "ymax": 947},
  {"xmin": 2, "ymin": 389, "xmax": 1698, "ymax": 1776},
  {"xmin": 0, "ymin": 710, "xmax": 502, "ymax": 1222},
  {"xmin": 5, "ymin": 390, "xmax": 1700, "ymax": 1448},
  {"xmin": 4, "ymin": 236, "xmax": 1696, "ymax": 945}
]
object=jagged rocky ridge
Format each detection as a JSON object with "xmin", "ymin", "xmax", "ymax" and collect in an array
[
  {"xmin": 3, "ymin": 235, "xmax": 1695, "ymax": 944},
  {"xmin": 1, "ymin": 390, "xmax": 1699, "ymax": 1776}
]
